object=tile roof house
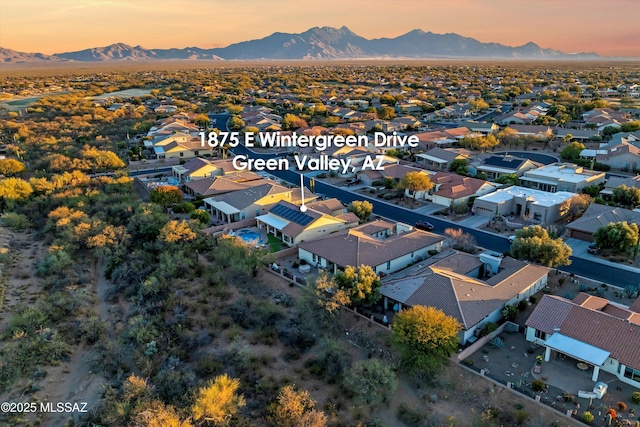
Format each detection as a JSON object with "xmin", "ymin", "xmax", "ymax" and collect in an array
[
  {"xmin": 381, "ymin": 250, "xmax": 550, "ymax": 344},
  {"xmin": 475, "ymin": 154, "xmax": 540, "ymax": 180},
  {"xmin": 172, "ymin": 158, "xmax": 247, "ymax": 183},
  {"xmin": 411, "ymin": 128, "xmax": 471, "ymax": 151},
  {"xmin": 525, "ymin": 293, "xmax": 640, "ymax": 387},
  {"xmin": 518, "ymin": 163, "xmax": 605, "ymax": 193},
  {"xmin": 473, "ymin": 186, "xmax": 577, "ymax": 225},
  {"xmin": 599, "ymin": 175, "xmax": 640, "ymax": 200},
  {"xmin": 419, "ymin": 171, "xmax": 497, "ymax": 206},
  {"xmin": 256, "ymin": 199, "xmax": 359, "ymax": 247},
  {"xmin": 297, "ymin": 220, "xmax": 445, "ymax": 275},
  {"xmin": 203, "ymin": 183, "xmax": 316, "ymax": 224},
  {"xmin": 183, "ymin": 172, "xmax": 265, "ymax": 197},
  {"xmin": 415, "ymin": 147, "xmax": 472, "ymax": 171},
  {"xmin": 566, "ymin": 204, "xmax": 640, "ymax": 241}
]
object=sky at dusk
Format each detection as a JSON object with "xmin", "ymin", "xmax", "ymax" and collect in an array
[{"xmin": 1, "ymin": 0, "xmax": 639, "ymax": 57}]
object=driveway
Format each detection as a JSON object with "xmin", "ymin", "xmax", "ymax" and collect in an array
[
  {"xmin": 565, "ymin": 238, "xmax": 640, "ymax": 275},
  {"xmin": 457, "ymin": 215, "xmax": 490, "ymax": 228}
]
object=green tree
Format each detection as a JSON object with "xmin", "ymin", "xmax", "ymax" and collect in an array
[
  {"xmin": 149, "ymin": 186, "xmax": 183, "ymax": 207},
  {"xmin": 560, "ymin": 141, "xmax": 585, "ymax": 161},
  {"xmin": 347, "ymin": 200, "xmax": 373, "ymax": 222},
  {"xmin": 495, "ymin": 173, "xmax": 519, "ymax": 186},
  {"xmin": 0, "ymin": 159, "xmax": 25, "ymax": 176},
  {"xmin": 510, "ymin": 225, "xmax": 572, "ymax": 267},
  {"xmin": 376, "ymin": 105, "xmax": 396, "ymax": 120},
  {"xmin": 159, "ymin": 220, "xmax": 198, "ymax": 244},
  {"xmin": 269, "ymin": 385, "xmax": 327, "ymax": 427},
  {"xmin": 227, "ymin": 116, "xmax": 245, "ymax": 131},
  {"xmin": 332, "ymin": 264, "xmax": 382, "ymax": 307},
  {"xmin": 215, "ymin": 235, "xmax": 273, "ymax": 277},
  {"xmin": 190, "ymin": 209, "xmax": 210, "ymax": 225},
  {"xmin": 593, "ymin": 221, "xmax": 639, "ymax": 254},
  {"xmin": 392, "ymin": 305, "xmax": 461, "ymax": 376},
  {"xmin": 398, "ymin": 172, "xmax": 434, "ymax": 199},
  {"xmin": 192, "ymin": 374, "xmax": 245, "ymax": 426},
  {"xmin": 612, "ymin": 184, "xmax": 640, "ymax": 208},
  {"xmin": 497, "ymin": 127, "xmax": 519, "ymax": 146},
  {"xmin": 448, "ymin": 158, "xmax": 467, "ymax": 173},
  {"xmin": 343, "ymin": 359, "xmax": 398, "ymax": 405},
  {"xmin": 282, "ymin": 114, "xmax": 308, "ymax": 130},
  {"xmin": 194, "ymin": 113, "xmax": 211, "ymax": 129}
]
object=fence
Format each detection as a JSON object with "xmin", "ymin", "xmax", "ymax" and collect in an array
[{"xmin": 456, "ymin": 322, "xmax": 515, "ymax": 362}]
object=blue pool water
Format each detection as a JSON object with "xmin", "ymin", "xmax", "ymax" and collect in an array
[{"xmin": 238, "ymin": 230, "xmax": 263, "ymax": 243}]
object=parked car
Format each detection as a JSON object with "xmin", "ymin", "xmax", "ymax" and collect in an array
[
  {"xmin": 587, "ymin": 242, "xmax": 599, "ymax": 254},
  {"xmin": 415, "ymin": 220, "xmax": 434, "ymax": 231},
  {"xmin": 508, "ymin": 235, "xmax": 517, "ymax": 243},
  {"xmin": 344, "ymin": 178, "xmax": 361, "ymax": 187}
]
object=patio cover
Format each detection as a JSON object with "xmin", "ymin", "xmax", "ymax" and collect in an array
[
  {"xmin": 206, "ymin": 200, "xmax": 240, "ymax": 215},
  {"xmin": 256, "ymin": 213, "xmax": 288, "ymax": 231},
  {"xmin": 544, "ymin": 333, "xmax": 610, "ymax": 366}
]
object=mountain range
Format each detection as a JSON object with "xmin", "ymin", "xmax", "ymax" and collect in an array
[{"xmin": 1, "ymin": 26, "xmax": 600, "ymax": 63}]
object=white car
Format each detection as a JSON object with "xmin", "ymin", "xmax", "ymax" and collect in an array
[{"xmin": 508, "ymin": 235, "xmax": 517, "ymax": 243}]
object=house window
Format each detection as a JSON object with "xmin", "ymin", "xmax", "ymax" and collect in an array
[
  {"xmin": 312, "ymin": 254, "xmax": 319, "ymax": 264},
  {"xmin": 533, "ymin": 212, "xmax": 542, "ymax": 221},
  {"xmin": 386, "ymin": 261, "xmax": 391, "ymax": 271},
  {"xmin": 411, "ymin": 251, "xmax": 414, "ymax": 258},
  {"xmin": 624, "ymin": 367, "xmax": 640, "ymax": 382},
  {"xmin": 256, "ymin": 209, "xmax": 260, "ymax": 216},
  {"xmin": 180, "ymin": 152, "xmax": 184, "ymax": 157},
  {"xmin": 240, "ymin": 212, "xmax": 245, "ymax": 220},
  {"xmin": 534, "ymin": 329, "xmax": 545, "ymax": 340},
  {"xmin": 194, "ymin": 151, "xmax": 199, "ymax": 156}
]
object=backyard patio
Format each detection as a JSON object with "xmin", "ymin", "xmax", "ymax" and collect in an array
[{"xmin": 463, "ymin": 330, "xmax": 640, "ymax": 424}]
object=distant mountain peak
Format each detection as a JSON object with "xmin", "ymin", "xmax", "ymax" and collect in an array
[{"xmin": 3, "ymin": 26, "xmax": 603, "ymax": 63}]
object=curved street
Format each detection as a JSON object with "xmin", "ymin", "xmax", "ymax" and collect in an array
[{"xmin": 231, "ymin": 144, "xmax": 640, "ymax": 288}]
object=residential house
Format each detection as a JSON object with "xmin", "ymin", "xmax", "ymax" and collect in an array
[
  {"xmin": 460, "ymin": 121, "xmax": 499, "ymax": 135},
  {"xmin": 583, "ymin": 108, "xmax": 632, "ymax": 131},
  {"xmin": 582, "ymin": 135, "xmax": 640, "ymax": 171},
  {"xmin": 415, "ymin": 147, "xmax": 472, "ymax": 171},
  {"xmin": 566, "ymin": 204, "xmax": 640, "ymax": 241},
  {"xmin": 358, "ymin": 163, "xmax": 426, "ymax": 186},
  {"xmin": 153, "ymin": 134, "xmax": 213, "ymax": 160},
  {"xmin": 599, "ymin": 175, "xmax": 640, "ymax": 200},
  {"xmin": 475, "ymin": 155, "xmax": 540, "ymax": 180},
  {"xmin": 473, "ymin": 186, "xmax": 577, "ymax": 224},
  {"xmin": 554, "ymin": 128, "xmax": 601, "ymax": 142},
  {"xmin": 525, "ymin": 293, "xmax": 640, "ymax": 388},
  {"xmin": 422, "ymin": 172, "xmax": 498, "ymax": 206},
  {"xmin": 184, "ymin": 172, "xmax": 266, "ymax": 197},
  {"xmin": 297, "ymin": 220, "xmax": 445, "ymax": 275},
  {"xmin": 519, "ymin": 163, "xmax": 605, "ymax": 193},
  {"xmin": 509, "ymin": 125, "xmax": 554, "ymax": 140},
  {"xmin": 343, "ymin": 99, "xmax": 369, "ymax": 109},
  {"xmin": 203, "ymin": 183, "xmax": 315, "ymax": 224},
  {"xmin": 172, "ymin": 158, "xmax": 246, "ymax": 183},
  {"xmin": 256, "ymin": 199, "xmax": 359, "ymax": 247},
  {"xmin": 412, "ymin": 127, "xmax": 471, "ymax": 151},
  {"xmin": 381, "ymin": 250, "xmax": 550, "ymax": 345},
  {"xmin": 154, "ymin": 105, "xmax": 178, "ymax": 114}
]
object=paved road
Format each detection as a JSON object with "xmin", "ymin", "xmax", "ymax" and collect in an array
[
  {"xmin": 494, "ymin": 151, "xmax": 560, "ymax": 165},
  {"xmin": 207, "ymin": 113, "xmax": 231, "ymax": 131},
  {"xmin": 232, "ymin": 144, "xmax": 640, "ymax": 288}
]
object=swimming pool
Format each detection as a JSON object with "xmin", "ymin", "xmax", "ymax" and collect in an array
[{"xmin": 238, "ymin": 229, "xmax": 263, "ymax": 244}]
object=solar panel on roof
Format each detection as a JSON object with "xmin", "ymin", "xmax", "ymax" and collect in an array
[{"xmin": 271, "ymin": 204, "xmax": 314, "ymax": 226}]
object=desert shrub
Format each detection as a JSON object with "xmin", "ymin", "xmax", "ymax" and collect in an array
[
  {"xmin": 529, "ymin": 295, "xmax": 538, "ymax": 304},
  {"xmin": 531, "ymin": 380, "xmax": 545, "ymax": 392},
  {"xmin": 172, "ymin": 202, "xmax": 195, "ymax": 213},
  {"xmin": 618, "ymin": 401, "xmax": 627, "ymax": 411},
  {"xmin": 483, "ymin": 322, "xmax": 498, "ymax": 335},
  {"xmin": 253, "ymin": 326, "xmax": 278, "ymax": 346},
  {"xmin": 1, "ymin": 212, "xmax": 32, "ymax": 230},
  {"xmin": 305, "ymin": 338, "xmax": 351, "ymax": 384},
  {"xmin": 517, "ymin": 299, "xmax": 528, "ymax": 311},
  {"xmin": 396, "ymin": 403, "xmax": 427, "ymax": 427},
  {"xmin": 196, "ymin": 355, "xmax": 223, "ymax": 378},
  {"xmin": 515, "ymin": 409, "xmax": 528, "ymax": 425},
  {"xmin": 632, "ymin": 391, "xmax": 640, "ymax": 404},
  {"xmin": 489, "ymin": 336, "xmax": 504, "ymax": 348},
  {"xmin": 582, "ymin": 411, "xmax": 594, "ymax": 423}
]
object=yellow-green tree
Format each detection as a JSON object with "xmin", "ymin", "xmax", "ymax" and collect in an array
[
  {"xmin": 269, "ymin": 385, "xmax": 327, "ymax": 427},
  {"xmin": 398, "ymin": 172, "xmax": 434, "ymax": 199},
  {"xmin": 0, "ymin": 177, "xmax": 33, "ymax": 202},
  {"xmin": 0, "ymin": 159, "xmax": 25, "ymax": 176},
  {"xmin": 159, "ymin": 220, "xmax": 197, "ymax": 243},
  {"xmin": 392, "ymin": 305, "xmax": 461, "ymax": 376},
  {"xmin": 134, "ymin": 400, "xmax": 193, "ymax": 427},
  {"xmin": 331, "ymin": 264, "xmax": 382, "ymax": 307},
  {"xmin": 192, "ymin": 374, "xmax": 245, "ymax": 426},
  {"xmin": 150, "ymin": 185, "xmax": 183, "ymax": 207},
  {"xmin": 347, "ymin": 200, "xmax": 373, "ymax": 222}
]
